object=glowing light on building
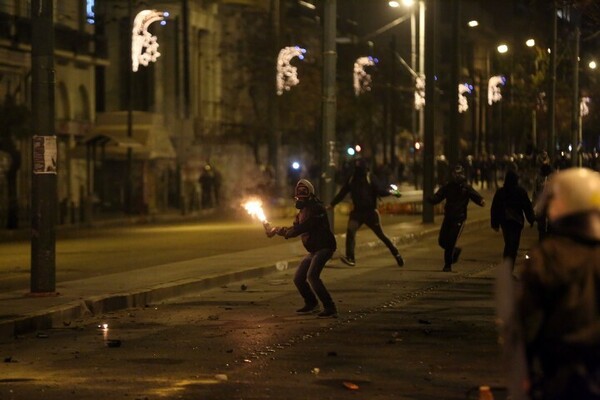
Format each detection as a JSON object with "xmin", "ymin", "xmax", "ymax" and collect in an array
[
  {"xmin": 414, "ymin": 74, "xmax": 426, "ymax": 110},
  {"xmin": 353, "ymin": 56, "xmax": 377, "ymax": 96},
  {"xmin": 131, "ymin": 10, "xmax": 167, "ymax": 72},
  {"xmin": 488, "ymin": 75, "xmax": 506, "ymax": 105},
  {"xmin": 467, "ymin": 20, "xmax": 479, "ymax": 27},
  {"xmin": 292, "ymin": 161, "xmax": 301, "ymax": 170},
  {"xmin": 347, "ymin": 147, "xmax": 356, "ymax": 156},
  {"xmin": 526, "ymin": 38, "xmax": 535, "ymax": 47},
  {"xmin": 581, "ymin": 97, "xmax": 590, "ymax": 117},
  {"xmin": 590, "ymin": 61, "xmax": 597, "ymax": 70},
  {"xmin": 276, "ymin": 46, "xmax": 306, "ymax": 95},
  {"xmin": 458, "ymin": 83, "xmax": 472, "ymax": 113}
]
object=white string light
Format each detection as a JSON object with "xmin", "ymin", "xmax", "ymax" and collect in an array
[
  {"xmin": 488, "ymin": 75, "xmax": 506, "ymax": 105},
  {"xmin": 458, "ymin": 83, "xmax": 472, "ymax": 113},
  {"xmin": 276, "ymin": 46, "xmax": 306, "ymax": 95},
  {"xmin": 414, "ymin": 73, "xmax": 425, "ymax": 110},
  {"xmin": 131, "ymin": 10, "xmax": 167, "ymax": 72},
  {"xmin": 581, "ymin": 96, "xmax": 590, "ymax": 117},
  {"xmin": 353, "ymin": 56, "xmax": 377, "ymax": 96}
]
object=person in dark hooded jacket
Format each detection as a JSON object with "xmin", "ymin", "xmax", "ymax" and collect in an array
[
  {"xmin": 329, "ymin": 158, "xmax": 404, "ymax": 268},
  {"xmin": 490, "ymin": 170, "xmax": 536, "ymax": 268},
  {"xmin": 428, "ymin": 164, "xmax": 485, "ymax": 272},
  {"xmin": 517, "ymin": 168, "xmax": 600, "ymax": 400},
  {"xmin": 265, "ymin": 179, "xmax": 338, "ymax": 318}
]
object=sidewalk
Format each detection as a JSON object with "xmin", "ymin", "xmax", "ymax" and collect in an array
[{"xmin": 0, "ymin": 188, "xmax": 493, "ymax": 341}]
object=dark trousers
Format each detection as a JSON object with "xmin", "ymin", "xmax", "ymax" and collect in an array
[
  {"xmin": 501, "ymin": 221, "xmax": 523, "ymax": 266},
  {"xmin": 439, "ymin": 218, "xmax": 465, "ymax": 266},
  {"xmin": 294, "ymin": 248, "xmax": 335, "ymax": 310},
  {"xmin": 345, "ymin": 209, "xmax": 399, "ymax": 260}
]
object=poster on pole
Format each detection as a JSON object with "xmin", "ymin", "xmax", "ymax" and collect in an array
[{"xmin": 33, "ymin": 135, "xmax": 57, "ymax": 174}]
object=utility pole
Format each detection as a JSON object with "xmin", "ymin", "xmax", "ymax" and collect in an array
[
  {"xmin": 422, "ymin": 0, "xmax": 436, "ymax": 224},
  {"xmin": 548, "ymin": 0, "xmax": 557, "ymax": 160},
  {"xmin": 268, "ymin": 0, "xmax": 282, "ymax": 197},
  {"xmin": 31, "ymin": 0, "xmax": 57, "ymax": 293},
  {"xmin": 126, "ymin": 0, "xmax": 134, "ymax": 214},
  {"xmin": 571, "ymin": 12, "xmax": 580, "ymax": 167},
  {"xmin": 448, "ymin": 0, "xmax": 460, "ymax": 166},
  {"xmin": 321, "ymin": 0, "xmax": 337, "ymax": 228}
]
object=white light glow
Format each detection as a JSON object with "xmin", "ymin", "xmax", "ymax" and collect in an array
[
  {"xmin": 488, "ymin": 75, "xmax": 506, "ymax": 105},
  {"xmin": 526, "ymin": 38, "xmax": 535, "ymax": 47},
  {"xmin": 292, "ymin": 161, "xmax": 300, "ymax": 170},
  {"xmin": 401, "ymin": 0, "xmax": 415, "ymax": 7},
  {"xmin": 581, "ymin": 97, "xmax": 590, "ymax": 117},
  {"xmin": 131, "ymin": 10, "xmax": 166, "ymax": 72},
  {"xmin": 347, "ymin": 147, "xmax": 356, "ymax": 156},
  {"xmin": 415, "ymin": 142, "xmax": 421, "ymax": 150},
  {"xmin": 353, "ymin": 56, "xmax": 377, "ymax": 96},
  {"xmin": 467, "ymin": 20, "xmax": 479, "ymax": 27},
  {"xmin": 414, "ymin": 74, "xmax": 426, "ymax": 110},
  {"xmin": 299, "ymin": 1, "xmax": 316, "ymax": 10},
  {"xmin": 355, "ymin": 145, "xmax": 362, "ymax": 153},
  {"xmin": 276, "ymin": 46, "xmax": 306, "ymax": 95},
  {"xmin": 458, "ymin": 83, "xmax": 471, "ymax": 113},
  {"xmin": 497, "ymin": 44, "xmax": 509, "ymax": 54},
  {"xmin": 590, "ymin": 61, "xmax": 597, "ymax": 70},
  {"xmin": 389, "ymin": 1, "xmax": 400, "ymax": 7}
]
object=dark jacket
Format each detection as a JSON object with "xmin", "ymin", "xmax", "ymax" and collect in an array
[
  {"xmin": 330, "ymin": 170, "xmax": 391, "ymax": 212},
  {"xmin": 429, "ymin": 174, "xmax": 485, "ymax": 222},
  {"xmin": 490, "ymin": 170, "xmax": 535, "ymax": 230},
  {"xmin": 518, "ymin": 211, "xmax": 600, "ymax": 399},
  {"xmin": 280, "ymin": 198, "xmax": 336, "ymax": 253}
]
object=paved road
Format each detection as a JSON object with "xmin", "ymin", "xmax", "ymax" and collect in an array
[{"xmin": 0, "ymin": 224, "xmax": 534, "ymax": 400}]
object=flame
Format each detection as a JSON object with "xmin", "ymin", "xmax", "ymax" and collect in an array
[{"xmin": 243, "ymin": 199, "xmax": 267, "ymax": 223}]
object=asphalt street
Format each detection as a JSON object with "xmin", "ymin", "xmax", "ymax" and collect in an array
[{"xmin": 0, "ymin": 224, "xmax": 536, "ymax": 400}]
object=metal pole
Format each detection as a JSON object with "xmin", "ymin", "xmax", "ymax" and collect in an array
[
  {"xmin": 31, "ymin": 0, "xmax": 57, "ymax": 293},
  {"xmin": 268, "ymin": 0, "xmax": 282, "ymax": 197},
  {"xmin": 571, "ymin": 20, "xmax": 580, "ymax": 167},
  {"xmin": 423, "ymin": 0, "xmax": 436, "ymax": 224},
  {"xmin": 126, "ymin": 0, "xmax": 134, "ymax": 214},
  {"xmin": 321, "ymin": 0, "xmax": 337, "ymax": 228},
  {"xmin": 548, "ymin": 1, "xmax": 557, "ymax": 159},
  {"xmin": 448, "ymin": 0, "xmax": 460, "ymax": 166}
]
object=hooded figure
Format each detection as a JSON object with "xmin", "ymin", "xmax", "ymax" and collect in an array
[
  {"xmin": 532, "ymin": 157, "xmax": 555, "ymax": 241},
  {"xmin": 490, "ymin": 170, "xmax": 536, "ymax": 267},
  {"xmin": 517, "ymin": 168, "xmax": 600, "ymax": 400},
  {"xmin": 428, "ymin": 164, "xmax": 485, "ymax": 271},
  {"xmin": 265, "ymin": 179, "xmax": 338, "ymax": 317},
  {"xmin": 329, "ymin": 158, "xmax": 404, "ymax": 268}
]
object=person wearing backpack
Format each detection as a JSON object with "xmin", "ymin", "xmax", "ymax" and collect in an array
[
  {"xmin": 329, "ymin": 158, "xmax": 404, "ymax": 268},
  {"xmin": 490, "ymin": 169, "xmax": 536, "ymax": 268}
]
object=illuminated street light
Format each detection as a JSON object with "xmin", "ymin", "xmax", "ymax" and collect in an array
[
  {"xmin": 589, "ymin": 60, "xmax": 597, "ymax": 70},
  {"xmin": 497, "ymin": 44, "xmax": 509, "ymax": 54},
  {"xmin": 388, "ymin": 1, "xmax": 400, "ymax": 7},
  {"xmin": 467, "ymin": 20, "xmax": 479, "ymax": 27},
  {"xmin": 525, "ymin": 38, "xmax": 535, "ymax": 47}
]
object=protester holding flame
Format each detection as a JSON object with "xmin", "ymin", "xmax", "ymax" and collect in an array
[{"xmin": 254, "ymin": 179, "xmax": 338, "ymax": 318}]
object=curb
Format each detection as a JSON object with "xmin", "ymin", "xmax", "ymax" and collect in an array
[{"xmin": 0, "ymin": 216, "xmax": 489, "ymax": 341}]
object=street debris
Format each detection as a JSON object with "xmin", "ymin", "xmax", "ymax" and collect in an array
[
  {"xmin": 4, "ymin": 356, "xmax": 14, "ymax": 363},
  {"xmin": 208, "ymin": 315, "xmax": 219, "ymax": 321},
  {"xmin": 327, "ymin": 351, "xmax": 337, "ymax": 357},
  {"xmin": 343, "ymin": 381, "xmax": 360, "ymax": 390},
  {"xmin": 36, "ymin": 332, "xmax": 49, "ymax": 338},
  {"xmin": 240, "ymin": 284, "xmax": 248, "ymax": 291},
  {"xmin": 311, "ymin": 368, "xmax": 320, "ymax": 375},
  {"xmin": 105, "ymin": 339, "xmax": 121, "ymax": 348},
  {"xmin": 418, "ymin": 319, "xmax": 432, "ymax": 325}
]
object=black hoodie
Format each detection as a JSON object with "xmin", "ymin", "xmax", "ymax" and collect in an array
[
  {"xmin": 490, "ymin": 170, "xmax": 535, "ymax": 229},
  {"xmin": 429, "ymin": 173, "xmax": 485, "ymax": 222}
]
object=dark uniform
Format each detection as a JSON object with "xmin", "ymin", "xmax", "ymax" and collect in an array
[
  {"xmin": 490, "ymin": 170, "xmax": 536, "ymax": 267},
  {"xmin": 429, "ymin": 165, "xmax": 485, "ymax": 272},
  {"xmin": 330, "ymin": 159, "xmax": 404, "ymax": 267},
  {"xmin": 266, "ymin": 179, "xmax": 338, "ymax": 318}
]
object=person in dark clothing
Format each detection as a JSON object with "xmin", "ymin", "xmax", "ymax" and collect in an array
[
  {"xmin": 428, "ymin": 164, "xmax": 485, "ymax": 272},
  {"xmin": 265, "ymin": 179, "xmax": 338, "ymax": 318},
  {"xmin": 490, "ymin": 170, "xmax": 536, "ymax": 268},
  {"xmin": 329, "ymin": 158, "xmax": 404, "ymax": 268},
  {"xmin": 517, "ymin": 168, "xmax": 600, "ymax": 400},
  {"xmin": 532, "ymin": 152, "xmax": 554, "ymax": 241},
  {"xmin": 199, "ymin": 164, "xmax": 215, "ymax": 209}
]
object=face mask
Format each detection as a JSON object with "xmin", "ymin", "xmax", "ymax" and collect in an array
[{"xmin": 295, "ymin": 199, "xmax": 307, "ymax": 209}]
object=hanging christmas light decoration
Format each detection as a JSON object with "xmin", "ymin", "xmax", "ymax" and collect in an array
[
  {"xmin": 414, "ymin": 73, "xmax": 425, "ymax": 110},
  {"xmin": 458, "ymin": 83, "xmax": 472, "ymax": 113},
  {"xmin": 131, "ymin": 10, "xmax": 167, "ymax": 72},
  {"xmin": 353, "ymin": 56, "xmax": 377, "ymax": 96},
  {"xmin": 580, "ymin": 96, "xmax": 590, "ymax": 117},
  {"xmin": 276, "ymin": 46, "xmax": 307, "ymax": 95},
  {"xmin": 488, "ymin": 75, "xmax": 506, "ymax": 105}
]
